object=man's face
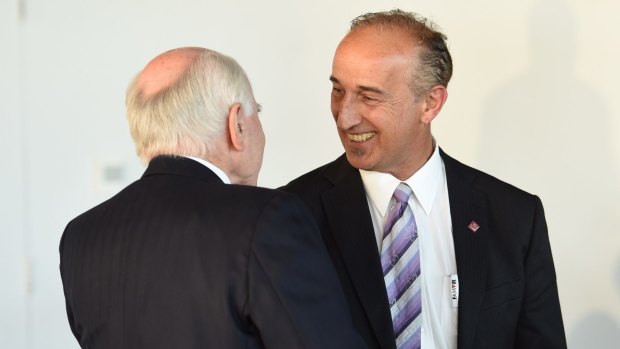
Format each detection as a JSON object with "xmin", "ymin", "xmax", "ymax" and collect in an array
[{"xmin": 330, "ymin": 27, "xmax": 431, "ymax": 179}]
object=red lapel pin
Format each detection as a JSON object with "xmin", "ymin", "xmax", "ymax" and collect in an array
[{"xmin": 468, "ymin": 220, "xmax": 480, "ymax": 233}]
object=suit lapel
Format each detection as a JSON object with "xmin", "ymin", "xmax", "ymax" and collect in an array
[
  {"xmin": 441, "ymin": 150, "xmax": 488, "ymax": 349},
  {"xmin": 321, "ymin": 158, "xmax": 396, "ymax": 349},
  {"xmin": 317, "ymin": 152, "xmax": 489, "ymax": 349}
]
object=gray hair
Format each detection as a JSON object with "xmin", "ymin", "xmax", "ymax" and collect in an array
[
  {"xmin": 350, "ymin": 9, "xmax": 453, "ymax": 98},
  {"xmin": 126, "ymin": 49, "xmax": 255, "ymax": 163}
]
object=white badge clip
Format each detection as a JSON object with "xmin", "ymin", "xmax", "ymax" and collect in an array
[{"xmin": 450, "ymin": 274, "xmax": 459, "ymax": 308}]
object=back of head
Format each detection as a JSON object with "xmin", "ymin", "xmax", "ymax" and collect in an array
[
  {"xmin": 126, "ymin": 47, "xmax": 255, "ymax": 163},
  {"xmin": 349, "ymin": 9, "xmax": 453, "ymax": 97}
]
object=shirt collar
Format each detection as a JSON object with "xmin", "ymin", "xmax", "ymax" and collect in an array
[
  {"xmin": 359, "ymin": 144, "xmax": 443, "ymax": 217},
  {"xmin": 182, "ymin": 156, "xmax": 231, "ymax": 184}
]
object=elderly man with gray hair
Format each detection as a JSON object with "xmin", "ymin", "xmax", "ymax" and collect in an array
[{"xmin": 59, "ymin": 47, "xmax": 362, "ymax": 349}]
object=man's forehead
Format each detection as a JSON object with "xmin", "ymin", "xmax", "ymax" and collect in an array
[{"xmin": 332, "ymin": 47, "xmax": 411, "ymax": 82}]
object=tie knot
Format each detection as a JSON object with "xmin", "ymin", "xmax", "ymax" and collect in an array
[{"xmin": 393, "ymin": 182, "xmax": 413, "ymax": 203}]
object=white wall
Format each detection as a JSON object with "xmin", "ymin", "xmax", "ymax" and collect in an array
[
  {"xmin": 1, "ymin": 0, "xmax": 29, "ymax": 347},
  {"xmin": 1, "ymin": 0, "xmax": 618, "ymax": 347}
]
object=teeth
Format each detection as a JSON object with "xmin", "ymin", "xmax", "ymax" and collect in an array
[{"xmin": 348, "ymin": 132, "xmax": 375, "ymax": 142}]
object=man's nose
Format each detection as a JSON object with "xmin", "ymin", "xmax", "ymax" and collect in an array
[{"xmin": 335, "ymin": 97, "xmax": 361, "ymax": 130}]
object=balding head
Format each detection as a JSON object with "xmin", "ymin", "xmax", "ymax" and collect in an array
[
  {"xmin": 136, "ymin": 47, "xmax": 203, "ymax": 99},
  {"xmin": 347, "ymin": 9, "xmax": 452, "ymax": 98},
  {"xmin": 126, "ymin": 47, "xmax": 257, "ymax": 164}
]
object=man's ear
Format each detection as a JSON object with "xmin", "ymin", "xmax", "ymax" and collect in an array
[
  {"xmin": 227, "ymin": 103, "xmax": 245, "ymax": 151},
  {"xmin": 420, "ymin": 85, "xmax": 448, "ymax": 124}
]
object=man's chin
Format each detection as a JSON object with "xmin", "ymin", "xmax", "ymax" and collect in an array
[{"xmin": 344, "ymin": 151, "xmax": 375, "ymax": 171}]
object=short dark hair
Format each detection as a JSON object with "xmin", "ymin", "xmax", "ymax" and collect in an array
[{"xmin": 350, "ymin": 9, "xmax": 453, "ymax": 98}]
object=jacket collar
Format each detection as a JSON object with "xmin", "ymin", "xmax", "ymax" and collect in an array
[
  {"xmin": 142, "ymin": 155, "xmax": 224, "ymax": 184},
  {"xmin": 321, "ymin": 155, "xmax": 397, "ymax": 349}
]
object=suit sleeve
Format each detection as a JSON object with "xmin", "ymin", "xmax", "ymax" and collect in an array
[
  {"xmin": 59, "ymin": 222, "xmax": 81, "ymax": 344},
  {"xmin": 246, "ymin": 193, "xmax": 364, "ymax": 349},
  {"xmin": 515, "ymin": 196, "xmax": 567, "ymax": 348}
]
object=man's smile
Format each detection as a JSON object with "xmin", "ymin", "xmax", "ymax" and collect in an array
[{"xmin": 347, "ymin": 132, "xmax": 376, "ymax": 142}]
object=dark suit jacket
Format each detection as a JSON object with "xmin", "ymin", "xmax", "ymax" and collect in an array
[
  {"xmin": 60, "ymin": 156, "xmax": 363, "ymax": 349},
  {"xmin": 283, "ymin": 150, "xmax": 567, "ymax": 349}
]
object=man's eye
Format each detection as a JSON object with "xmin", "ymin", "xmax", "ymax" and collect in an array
[
  {"xmin": 363, "ymin": 95, "xmax": 376, "ymax": 102},
  {"xmin": 332, "ymin": 87, "xmax": 343, "ymax": 94}
]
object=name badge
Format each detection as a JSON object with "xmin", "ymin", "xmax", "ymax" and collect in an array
[{"xmin": 450, "ymin": 274, "xmax": 459, "ymax": 308}]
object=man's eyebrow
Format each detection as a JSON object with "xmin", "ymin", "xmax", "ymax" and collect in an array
[
  {"xmin": 358, "ymin": 85, "xmax": 384, "ymax": 94},
  {"xmin": 329, "ymin": 76, "xmax": 385, "ymax": 94}
]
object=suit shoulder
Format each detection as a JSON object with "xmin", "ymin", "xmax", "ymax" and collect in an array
[
  {"xmin": 282, "ymin": 155, "xmax": 348, "ymax": 195},
  {"xmin": 226, "ymin": 184, "xmax": 312, "ymax": 216},
  {"xmin": 476, "ymin": 168, "xmax": 537, "ymax": 203},
  {"xmin": 227, "ymin": 183, "xmax": 297, "ymax": 202},
  {"xmin": 284, "ymin": 161, "xmax": 333, "ymax": 187},
  {"xmin": 61, "ymin": 181, "xmax": 137, "ymax": 232},
  {"xmin": 444, "ymin": 153, "xmax": 539, "ymax": 206}
]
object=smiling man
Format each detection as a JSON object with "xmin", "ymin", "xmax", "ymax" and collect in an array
[{"xmin": 284, "ymin": 9, "xmax": 566, "ymax": 349}]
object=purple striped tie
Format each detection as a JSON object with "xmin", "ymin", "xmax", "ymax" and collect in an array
[{"xmin": 381, "ymin": 183, "xmax": 421, "ymax": 349}]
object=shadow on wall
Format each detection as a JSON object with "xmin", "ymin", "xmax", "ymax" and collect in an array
[
  {"xmin": 569, "ymin": 312, "xmax": 620, "ymax": 349},
  {"xmin": 476, "ymin": 0, "xmax": 620, "ymax": 346},
  {"xmin": 569, "ymin": 256, "xmax": 620, "ymax": 348}
]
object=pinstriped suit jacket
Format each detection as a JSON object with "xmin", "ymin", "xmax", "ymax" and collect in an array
[{"xmin": 60, "ymin": 155, "xmax": 363, "ymax": 349}]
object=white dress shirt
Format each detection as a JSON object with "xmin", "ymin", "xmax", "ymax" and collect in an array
[
  {"xmin": 360, "ymin": 145, "xmax": 458, "ymax": 349},
  {"xmin": 183, "ymin": 156, "xmax": 231, "ymax": 184}
]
